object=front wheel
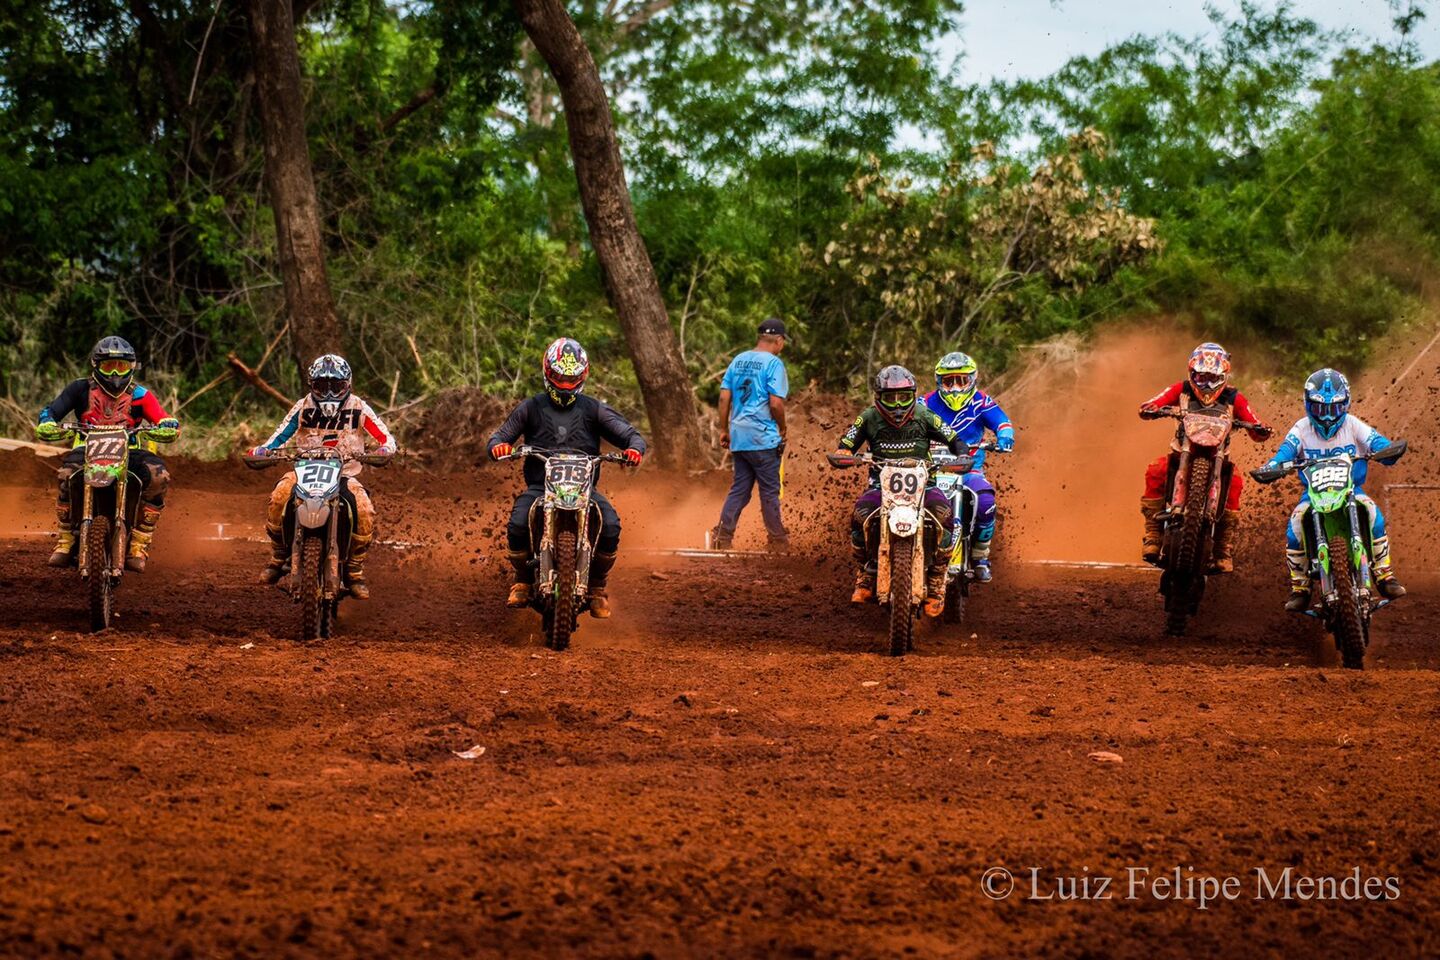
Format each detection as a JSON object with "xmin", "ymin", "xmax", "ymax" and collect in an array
[
  {"xmin": 298, "ymin": 532, "xmax": 323, "ymax": 643},
  {"xmin": 1328, "ymin": 533, "xmax": 1368, "ymax": 670},
  {"xmin": 942, "ymin": 575, "xmax": 964, "ymax": 625},
  {"xmin": 1164, "ymin": 457, "xmax": 1212, "ymax": 637},
  {"xmin": 87, "ymin": 516, "xmax": 114, "ymax": 632},
  {"xmin": 547, "ymin": 528, "xmax": 578, "ymax": 652},
  {"xmin": 888, "ymin": 535, "xmax": 916, "ymax": 657}
]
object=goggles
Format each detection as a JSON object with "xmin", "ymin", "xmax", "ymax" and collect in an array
[
  {"xmin": 878, "ymin": 389, "xmax": 916, "ymax": 409},
  {"xmin": 96, "ymin": 360, "xmax": 134, "ymax": 377},
  {"xmin": 1308, "ymin": 399, "xmax": 1348, "ymax": 421},
  {"xmin": 939, "ymin": 373, "xmax": 974, "ymax": 391},
  {"xmin": 312, "ymin": 377, "xmax": 349, "ymax": 396},
  {"xmin": 1191, "ymin": 371, "xmax": 1226, "ymax": 391}
]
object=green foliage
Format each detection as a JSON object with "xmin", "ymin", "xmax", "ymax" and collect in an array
[{"xmin": 1, "ymin": 0, "xmax": 1436, "ymax": 433}]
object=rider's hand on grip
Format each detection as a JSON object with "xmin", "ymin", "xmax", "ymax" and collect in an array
[
  {"xmin": 490, "ymin": 443, "xmax": 513, "ymax": 461},
  {"xmin": 146, "ymin": 417, "xmax": 180, "ymax": 444},
  {"xmin": 623, "ymin": 448, "xmax": 643, "ymax": 465},
  {"xmin": 35, "ymin": 421, "xmax": 68, "ymax": 443},
  {"xmin": 1139, "ymin": 404, "xmax": 1163, "ymax": 420},
  {"xmin": 247, "ymin": 445, "xmax": 271, "ymax": 459}
]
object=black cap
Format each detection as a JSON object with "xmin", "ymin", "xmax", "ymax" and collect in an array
[{"xmin": 758, "ymin": 317, "xmax": 788, "ymax": 339}]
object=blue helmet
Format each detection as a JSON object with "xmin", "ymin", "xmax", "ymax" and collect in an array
[{"xmin": 1304, "ymin": 368, "xmax": 1350, "ymax": 440}]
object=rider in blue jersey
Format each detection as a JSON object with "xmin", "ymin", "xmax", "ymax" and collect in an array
[{"xmin": 921, "ymin": 352, "xmax": 1016, "ymax": 582}]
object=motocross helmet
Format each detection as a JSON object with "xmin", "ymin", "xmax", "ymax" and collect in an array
[
  {"xmin": 307, "ymin": 354, "xmax": 352, "ymax": 418},
  {"xmin": 934, "ymin": 351, "xmax": 978, "ymax": 411},
  {"xmin": 543, "ymin": 338, "xmax": 590, "ymax": 408},
  {"xmin": 90, "ymin": 336, "xmax": 139, "ymax": 398},
  {"xmin": 873, "ymin": 365, "xmax": 919, "ymax": 427},
  {"xmin": 1304, "ymin": 368, "xmax": 1350, "ymax": 440},
  {"xmin": 1187, "ymin": 342, "xmax": 1231, "ymax": 404}
]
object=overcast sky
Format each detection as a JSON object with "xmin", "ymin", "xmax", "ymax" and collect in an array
[{"xmin": 948, "ymin": 0, "xmax": 1439, "ymax": 82}]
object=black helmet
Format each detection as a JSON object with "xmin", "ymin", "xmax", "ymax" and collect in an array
[
  {"xmin": 90, "ymin": 336, "xmax": 139, "ymax": 398},
  {"xmin": 873, "ymin": 364, "xmax": 918, "ymax": 427}
]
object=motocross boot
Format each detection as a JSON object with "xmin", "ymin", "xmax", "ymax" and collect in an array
[
  {"xmin": 1208, "ymin": 509, "xmax": 1240, "ymax": 574},
  {"xmin": 972, "ymin": 540, "xmax": 993, "ymax": 583},
  {"xmin": 258, "ymin": 524, "xmax": 288, "ymax": 584},
  {"xmin": 1284, "ymin": 548, "xmax": 1310, "ymax": 612},
  {"xmin": 345, "ymin": 531, "xmax": 373, "ymax": 600},
  {"xmin": 1140, "ymin": 498, "xmax": 1165, "ymax": 565},
  {"xmin": 124, "ymin": 504, "xmax": 162, "ymax": 573},
  {"xmin": 506, "ymin": 549, "xmax": 533, "ymax": 608},
  {"xmin": 588, "ymin": 549, "xmax": 619, "ymax": 619},
  {"xmin": 850, "ymin": 568, "xmax": 876, "ymax": 604},
  {"xmin": 923, "ymin": 568, "xmax": 947, "ymax": 618},
  {"xmin": 48, "ymin": 500, "xmax": 76, "ymax": 567},
  {"xmin": 1373, "ymin": 536, "xmax": 1406, "ymax": 599}
]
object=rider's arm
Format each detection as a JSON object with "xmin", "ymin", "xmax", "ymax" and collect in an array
[
  {"xmin": 921, "ymin": 407, "xmax": 966, "ymax": 456},
  {"xmin": 259, "ymin": 398, "xmax": 307, "ymax": 451},
  {"xmin": 37, "ymin": 380, "xmax": 87, "ymax": 426},
  {"xmin": 837, "ymin": 410, "xmax": 870, "ymax": 452},
  {"xmin": 980, "ymin": 396, "xmax": 1016, "ymax": 449},
  {"xmin": 358, "ymin": 399, "xmax": 396, "ymax": 453},
  {"xmin": 1266, "ymin": 427, "xmax": 1302, "ymax": 469},
  {"xmin": 598, "ymin": 401, "xmax": 647, "ymax": 455},
  {"xmin": 1358, "ymin": 418, "xmax": 1403, "ymax": 464},
  {"xmin": 1231, "ymin": 392, "xmax": 1271, "ymax": 441},
  {"xmin": 486, "ymin": 398, "xmax": 532, "ymax": 453},
  {"xmin": 1140, "ymin": 382, "xmax": 1184, "ymax": 414}
]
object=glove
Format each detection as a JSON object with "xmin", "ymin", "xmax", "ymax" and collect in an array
[
  {"xmin": 247, "ymin": 445, "xmax": 273, "ymax": 459},
  {"xmin": 995, "ymin": 433, "xmax": 1015, "ymax": 453},
  {"xmin": 1250, "ymin": 424, "xmax": 1274, "ymax": 441},
  {"xmin": 35, "ymin": 421, "xmax": 68, "ymax": 443},
  {"xmin": 623, "ymin": 448, "xmax": 644, "ymax": 465},
  {"xmin": 146, "ymin": 417, "xmax": 180, "ymax": 444},
  {"xmin": 374, "ymin": 442, "xmax": 396, "ymax": 457},
  {"xmin": 490, "ymin": 443, "xmax": 513, "ymax": 461},
  {"xmin": 1139, "ymin": 404, "xmax": 1163, "ymax": 420}
]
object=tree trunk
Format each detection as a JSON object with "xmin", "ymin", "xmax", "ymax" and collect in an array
[
  {"xmin": 245, "ymin": 0, "xmax": 342, "ymax": 374},
  {"xmin": 512, "ymin": 0, "xmax": 705, "ymax": 468}
]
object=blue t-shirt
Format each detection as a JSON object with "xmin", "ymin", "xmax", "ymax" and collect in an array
[{"xmin": 722, "ymin": 350, "xmax": 788, "ymax": 451}]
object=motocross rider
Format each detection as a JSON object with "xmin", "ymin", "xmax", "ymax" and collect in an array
[
  {"xmin": 1253, "ymin": 368, "xmax": 1406, "ymax": 611},
  {"xmin": 835, "ymin": 365, "xmax": 967, "ymax": 617},
  {"xmin": 487, "ymin": 338, "xmax": 646, "ymax": 619},
  {"xmin": 248, "ymin": 354, "xmax": 396, "ymax": 600},
  {"xmin": 1139, "ymin": 342, "xmax": 1272, "ymax": 572},
  {"xmin": 34, "ymin": 336, "xmax": 181, "ymax": 571},
  {"xmin": 921, "ymin": 351, "xmax": 1016, "ymax": 583}
]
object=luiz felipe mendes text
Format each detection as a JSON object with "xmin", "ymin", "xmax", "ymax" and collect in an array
[{"xmin": 979, "ymin": 865, "xmax": 1402, "ymax": 909}]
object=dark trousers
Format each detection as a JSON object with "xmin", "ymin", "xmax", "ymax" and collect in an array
[
  {"xmin": 507, "ymin": 485, "xmax": 621, "ymax": 584},
  {"xmin": 718, "ymin": 448, "xmax": 788, "ymax": 542}
]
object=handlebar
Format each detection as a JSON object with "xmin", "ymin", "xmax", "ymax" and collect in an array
[
  {"xmin": 243, "ymin": 447, "xmax": 395, "ymax": 470},
  {"xmin": 827, "ymin": 452, "xmax": 976, "ymax": 474},
  {"xmin": 1142, "ymin": 406, "xmax": 1265, "ymax": 432},
  {"xmin": 1251, "ymin": 439, "xmax": 1408, "ymax": 484},
  {"xmin": 496, "ymin": 445, "xmax": 637, "ymax": 467},
  {"xmin": 59, "ymin": 420, "xmax": 146, "ymax": 437}
]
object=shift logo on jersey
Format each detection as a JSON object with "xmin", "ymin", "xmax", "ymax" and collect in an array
[{"xmin": 300, "ymin": 406, "xmax": 362, "ymax": 430}]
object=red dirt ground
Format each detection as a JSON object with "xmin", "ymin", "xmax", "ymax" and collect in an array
[{"xmin": 2, "ymin": 329, "xmax": 1439, "ymax": 957}]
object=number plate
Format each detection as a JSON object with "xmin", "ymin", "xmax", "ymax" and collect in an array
[
  {"xmin": 85, "ymin": 430, "xmax": 128, "ymax": 465},
  {"xmin": 879, "ymin": 464, "xmax": 926, "ymax": 511},
  {"xmin": 295, "ymin": 459, "xmax": 342, "ymax": 498},
  {"xmin": 547, "ymin": 459, "xmax": 591, "ymax": 487},
  {"xmin": 1307, "ymin": 462, "xmax": 1351, "ymax": 492}
]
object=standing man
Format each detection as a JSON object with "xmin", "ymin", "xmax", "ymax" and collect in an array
[{"xmin": 710, "ymin": 318, "xmax": 790, "ymax": 550}]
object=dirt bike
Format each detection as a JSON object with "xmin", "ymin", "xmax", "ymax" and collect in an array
[
  {"xmin": 1251, "ymin": 440, "xmax": 1408, "ymax": 669},
  {"xmin": 1145, "ymin": 404, "xmax": 1266, "ymax": 636},
  {"xmin": 244, "ymin": 447, "xmax": 391, "ymax": 642},
  {"xmin": 497, "ymin": 446, "xmax": 636, "ymax": 651},
  {"xmin": 931, "ymin": 441, "xmax": 996, "ymax": 626},
  {"xmin": 827, "ymin": 452, "xmax": 970, "ymax": 656},
  {"xmin": 59, "ymin": 421, "xmax": 149, "ymax": 631}
]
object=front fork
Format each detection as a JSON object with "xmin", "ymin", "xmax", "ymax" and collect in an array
[
  {"xmin": 78, "ymin": 482, "xmax": 126, "ymax": 580},
  {"xmin": 536, "ymin": 503, "xmax": 593, "ymax": 600},
  {"xmin": 1311, "ymin": 499, "xmax": 1373, "ymax": 603}
]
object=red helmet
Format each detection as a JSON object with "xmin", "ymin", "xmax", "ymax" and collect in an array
[
  {"xmin": 543, "ymin": 338, "xmax": 590, "ymax": 408},
  {"xmin": 1187, "ymin": 342, "xmax": 1231, "ymax": 404},
  {"xmin": 873, "ymin": 364, "xmax": 918, "ymax": 427}
]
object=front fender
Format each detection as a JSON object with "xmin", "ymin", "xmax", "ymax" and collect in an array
[
  {"xmin": 295, "ymin": 498, "xmax": 332, "ymax": 529},
  {"xmin": 888, "ymin": 504, "xmax": 920, "ymax": 537}
]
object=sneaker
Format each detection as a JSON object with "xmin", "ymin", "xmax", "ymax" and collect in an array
[{"xmin": 1284, "ymin": 589, "xmax": 1311, "ymax": 613}]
